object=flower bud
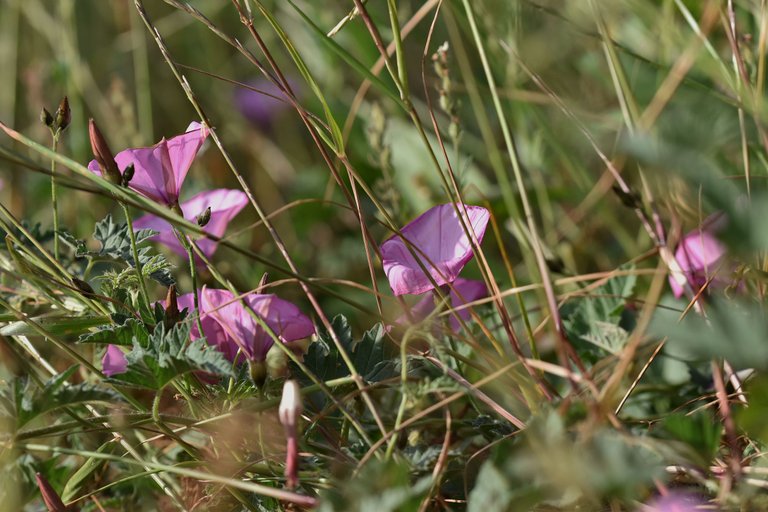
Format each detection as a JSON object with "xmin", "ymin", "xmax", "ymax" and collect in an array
[
  {"xmin": 121, "ymin": 164, "xmax": 135, "ymax": 186},
  {"xmin": 54, "ymin": 96, "xmax": 71, "ymax": 133},
  {"xmin": 88, "ymin": 119, "xmax": 122, "ymax": 185},
  {"xmin": 40, "ymin": 107, "xmax": 54, "ymax": 128},
  {"xmin": 256, "ymin": 272, "xmax": 269, "ymax": 293},
  {"xmin": 279, "ymin": 380, "xmax": 302, "ymax": 489},
  {"xmin": 196, "ymin": 206, "xmax": 211, "ymax": 227},
  {"xmin": 278, "ymin": 379, "xmax": 302, "ymax": 429},
  {"xmin": 35, "ymin": 473, "xmax": 67, "ymax": 512},
  {"xmin": 164, "ymin": 284, "xmax": 180, "ymax": 328},
  {"xmin": 71, "ymin": 277, "xmax": 94, "ymax": 295},
  {"xmin": 249, "ymin": 359, "xmax": 268, "ymax": 388}
]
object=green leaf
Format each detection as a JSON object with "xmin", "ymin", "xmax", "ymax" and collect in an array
[
  {"xmin": 301, "ymin": 316, "xmax": 397, "ymax": 384},
  {"xmin": 657, "ymin": 411, "xmax": 722, "ymax": 465},
  {"xmin": 78, "ymin": 317, "xmax": 149, "ymax": 346},
  {"xmin": 652, "ymin": 299, "xmax": 768, "ymax": 370},
  {"xmin": 107, "ymin": 321, "xmax": 232, "ymax": 390},
  {"xmin": 90, "ymin": 215, "xmax": 174, "ymax": 286},
  {"xmin": 61, "ymin": 441, "xmax": 113, "ymax": 503},
  {"xmin": 561, "ymin": 269, "xmax": 636, "ymax": 356},
  {"xmin": 736, "ymin": 375, "xmax": 768, "ymax": 444},
  {"xmin": 468, "ymin": 460, "xmax": 515, "ymax": 512},
  {"xmin": 0, "ymin": 315, "xmax": 108, "ymax": 338},
  {"xmin": 4, "ymin": 368, "xmax": 124, "ymax": 428},
  {"xmin": 318, "ymin": 458, "xmax": 431, "ymax": 512}
]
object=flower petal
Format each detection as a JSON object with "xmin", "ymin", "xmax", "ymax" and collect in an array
[
  {"xmin": 178, "ymin": 290, "xmax": 240, "ymax": 361},
  {"xmin": 381, "ymin": 204, "xmax": 490, "ymax": 295},
  {"xmin": 166, "ymin": 122, "xmax": 209, "ymax": 200},
  {"xmin": 87, "ymin": 122, "xmax": 207, "ymax": 205},
  {"xmin": 199, "ymin": 288, "xmax": 314, "ymax": 362},
  {"xmin": 102, "ymin": 344, "xmax": 128, "ymax": 377},
  {"xmin": 401, "ymin": 278, "xmax": 488, "ymax": 331},
  {"xmin": 133, "ymin": 188, "xmax": 248, "ymax": 259},
  {"xmin": 668, "ymin": 222, "xmax": 727, "ymax": 298}
]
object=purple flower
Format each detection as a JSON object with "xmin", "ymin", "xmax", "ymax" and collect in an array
[
  {"xmin": 381, "ymin": 204, "xmax": 490, "ymax": 296},
  {"xmin": 102, "ymin": 344, "xmax": 128, "ymax": 377},
  {"xmin": 234, "ymin": 78, "xmax": 293, "ymax": 129},
  {"xmin": 404, "ymin": 278, "xmax": 488, "ymax": 331},
  {"xmin": 645, "ymin": 492, "xmax": 706, "ymax": 511},
  {"xmin": 87, "ymin": 122, "xmax": 209, "ymax": 206},
  {"xmin": 178, "ymin": 287, "xmax": 315, "ymax": 362},
  {"xmin": 669, "ymin": 223, "xmax": 727, "ymax": 298},
  {"xmin": 132, "ymin": 188, "xmax": 248, "ymax": 259}
]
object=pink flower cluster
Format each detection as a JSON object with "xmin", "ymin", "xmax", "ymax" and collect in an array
[{"xmin": 93, "ymin": 123, "xmax": 313, "ymax": 377}]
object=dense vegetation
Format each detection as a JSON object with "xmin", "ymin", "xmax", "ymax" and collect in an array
[{"xmin": 1, "ymin": 1, "xmax": 767, "ymax": 510}]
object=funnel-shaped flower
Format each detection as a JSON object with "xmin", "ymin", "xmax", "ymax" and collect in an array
[
  {"xmin": 133, "ymin": 188, "xmax": 248, "ymax": 259},
  {"xmin": 178, "ymin": 287, "xmax": 314, "ymax": 362},
  {"xmin": 405, "ymin": 278, "xmax": 488, "ymax": 331},
  {"xmin": 381, "ymin": 204, "xmax": 490, "ymax": 296},
  {"xmin": 87, "ymin": 122, "xmax": 209, "ymax": 205},
  {"xmin": 669, "ymin": 223, "xmax": 726, "ymax": 298},
  {"xmin": 102, "ymin": 344, "xmax": 128, "ymax": 377}
]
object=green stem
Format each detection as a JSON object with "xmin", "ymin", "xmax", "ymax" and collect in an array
[
  {"xmin": 121, "ymin": 202, "xmax": 152, "ymax": 313},
  {"xmin": 386, "ymin": 0, "xmax": 408, "ymax": 97},
  {"xmin": 50, "ymin": 135, "xmax": 60, "ymax": 260},
  {"xmin": 174, "ymin": 228, "xmax": 205, "ymax": 338},
  {"xmin": 152, "ymin": 388, "xmax": 201, "ymax": 459}
]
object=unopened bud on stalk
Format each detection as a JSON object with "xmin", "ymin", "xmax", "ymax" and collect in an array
[
  {"xmin": 256, "ymin": 272, "xmax": 270, "ymax": 293},
  {"xmin": 249, "ymin": 360, "xmax": 268, "ymax": 388},
  {"xmin": 35, "ymin": 473, "xmax": 68, "ymax": 512},
  {"xmin": 54, "ymin": 96, "xmax": 71, "ymax": 133},
  {"xmin": 40, "ymin": 108, "xmax": 54, "ymax": 128},
  {"xmin": 279, "ymin": 379, "xmax": 303, "ymax": 489},
  {"xmin": 196, "ymin": 206, "xmax": 211, "ymax": 227},
  {"xmin": 121, "ymin": 164, "xmax": 135, "ymax": 186},
  {"xmin": 164, "ymin": 284, "xmax": 180, "ymax": 328},
  {"xmin": 279, "ymin": 380, "xmax": 302, "ymax": 429},
  {"xmin": 72, "ymin": 277, "xmax": 95, "ymax": 295},
  {"xmin": 88, "ymin": 119, "xmax": 122, "ymax": 186}
]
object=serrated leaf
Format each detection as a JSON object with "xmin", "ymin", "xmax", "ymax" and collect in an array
[
  {"xmin": 78, "ymin": 317, "xmax": 149, "ymax": 346},
  {"xmin": 580, "ymin": 322, "xmax": 629, "ymax": 355},
  {"xmin": 90, "ymin": 215, "xmax": 174, "ymax": 286},
  {"xmin": 561, "ymin": 268, "xmax": 636, "ymax": 358},
  {"xmin": 107, "ymin": 321, "xmax": 232, "ymax": 389},
  {"xmin": 10, "ymin": 369, "xmax": 124, "ymax": 428},
  {"xmin": 300, "ymin": 316, "xmax": 397, "ymax": 385}
]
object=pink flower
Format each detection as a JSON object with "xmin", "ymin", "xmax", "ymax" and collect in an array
[
  {"xmin": 669, "ymin": 222, "xmax": 727, "ymax": 298},
  {"xmin": 645, "ymin": 492, "xmax": 706, "ymax": 511},
  {"xmin": 234, "ymin": 78, "xmax": 294, "ymax": 130},
  {"xmin": 177, "ymin": 287, "xmax": 315, "ymax": 362},
  {"xmin": 102, "ymin": 344, "xmax": 128, "ymax": 377},
  {"xmin": 87, "ymin": 122, "xmax": 209, "ymax": 206},
  {"xmin": 404, "ymin": 278, "xmax": 488, "ymax": 331},
  {"xmin": 381, "ymin": 204, "xmax": 490, "ymax": 296},
  {"xmin": 132, "ymin": 188, "xmax": 248, "ymax": 259}
]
